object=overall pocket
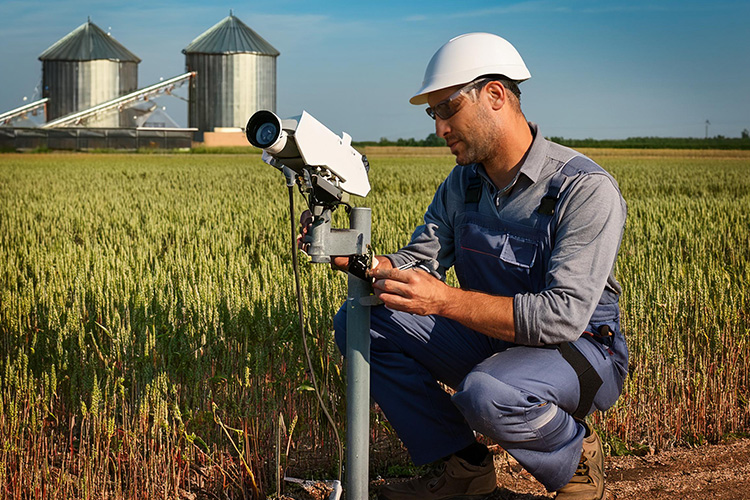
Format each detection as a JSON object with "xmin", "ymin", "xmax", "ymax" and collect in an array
[
  {"xmin": 499, "ymin": 234, "xmax": 538, "ymax": 269},
  {"xmin": 455, "ymin": 219, "xmax": 546, "ymax": 296}
]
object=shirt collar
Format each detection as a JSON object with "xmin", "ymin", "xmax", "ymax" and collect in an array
[
  {"xmin": 472, "ymin": 122, "xmax": 550, "ymax": 187},
  {"xmin": 516, "ymin": 122, "xmax": 548, "ymax": 184}
]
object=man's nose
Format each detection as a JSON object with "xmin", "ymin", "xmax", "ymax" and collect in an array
[{"xmin": 435, "ymin": 117, "xmax": 450, "ymax": 138}]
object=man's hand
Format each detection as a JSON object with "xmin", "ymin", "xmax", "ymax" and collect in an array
[
  {"xmin": 370, "ymin": 266, "xmax": 448, "ymax": 316},
  {"xmin": 370, "ymin": 264, "xmax": 516, "ymax": 342},
  {"xmin": 297, "ymin": 210, "xmax": 313, "ymax": 254}
]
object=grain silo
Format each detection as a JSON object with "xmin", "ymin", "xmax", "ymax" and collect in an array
[
  {"xmin": 39, "ymin": 18, "xmax": 140, "ymax": 127},
  {"xmin": 183, "ymin": 12, "xmax": 279, "ymax": 136}
]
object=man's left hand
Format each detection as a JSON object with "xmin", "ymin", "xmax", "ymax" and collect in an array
[{"xmin": 370, "ymin": 267, "xmax": 449, "ymax": 316}]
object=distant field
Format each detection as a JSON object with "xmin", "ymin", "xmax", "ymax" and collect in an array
[
  {"xmin": 360, "ymin": 146, "xmax": 750, "ymax": 159},
  {"xmin": 1, "ymin": 150, "xmax": 748, "ymax": 498}
]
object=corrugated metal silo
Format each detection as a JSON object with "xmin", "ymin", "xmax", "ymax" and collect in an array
[
  {"xmin": 39, "ymin": 19, "xmax": 140, "ymax": 127},
  {"xmin": 183, "ymin": 13, "xmax": 279, "ymax": 135}
]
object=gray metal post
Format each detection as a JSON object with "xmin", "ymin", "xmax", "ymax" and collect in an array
[{"xmin": 345, "ymin": 207, "xmax": 372, "ymax": 500}]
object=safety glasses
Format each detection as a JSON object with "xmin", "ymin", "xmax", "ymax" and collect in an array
[{"xmin": 425, "ymin": 78, "xmax": 491, "ymax": 120}]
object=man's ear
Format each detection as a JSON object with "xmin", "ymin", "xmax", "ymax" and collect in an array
[{"xmin": 484, "ymin": 81, "xmax": 507, "ymax": 111}]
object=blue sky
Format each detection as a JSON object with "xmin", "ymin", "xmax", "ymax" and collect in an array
[{"xmin": 1, "ymin": 0, "xmax": 748, "ymax": 141}]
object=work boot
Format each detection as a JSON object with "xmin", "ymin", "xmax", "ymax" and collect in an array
[
  {"xmin": 555, "ymin": 427, "xmax": 605, "ymax": 500},
  {"xmin": 378, "ymin": 454, "xmax": 497, "ymax": 500}
]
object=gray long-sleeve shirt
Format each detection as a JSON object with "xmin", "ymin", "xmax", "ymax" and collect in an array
[{"xmin": 386, "ymin": 123, "xmax": 627, "ymax": 346}]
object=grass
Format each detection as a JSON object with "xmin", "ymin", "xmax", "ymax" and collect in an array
[
  {"xmin": 0, "ymin": 150, "xmax": 748, "ymax": 497},
  {"xmin": 590, "ymin": 152, "xmax": 750, "ymax": 453}
]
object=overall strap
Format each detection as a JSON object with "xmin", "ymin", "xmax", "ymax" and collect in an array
[
  {"xmin": 464, "ymin": 166, "xmax": 483, "ymax": 211},
  {"xmin": 537, "ymin": 155, "xmax": 601, "ymax": 216},
  {"xmin": 557, "ymin": 342, "xmax": 603, "ymax": 420},
  {"xmin": 538, "ymin": 155, "xmax": 609, "ymax": 420}
]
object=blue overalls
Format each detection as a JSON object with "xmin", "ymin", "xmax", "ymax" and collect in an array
[{"xmin": 334, "ymin": 156, "xmax": 629, "ymax": 492}]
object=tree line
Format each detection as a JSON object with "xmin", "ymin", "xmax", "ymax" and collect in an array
[{"xmin": 355, "ymin": 131, "xmax": 750, "ymax": 150}]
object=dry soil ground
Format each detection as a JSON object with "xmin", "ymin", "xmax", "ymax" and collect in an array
[
  {"xmin": 487, "ymin": 437, "xmax": 750, "ymax": 500},
  {"xmin": 281, "ymin": 438, "xmax": 750, "ymax": 500}
]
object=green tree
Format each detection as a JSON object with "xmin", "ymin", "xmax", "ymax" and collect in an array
[{"xmin": 422, "ymin": 133, "xmax": 446, "ymax": 146}]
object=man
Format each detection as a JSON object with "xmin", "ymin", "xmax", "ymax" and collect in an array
[{"xmin": 333, "ymin": 32, "xmax": 629, "ymax": 500}]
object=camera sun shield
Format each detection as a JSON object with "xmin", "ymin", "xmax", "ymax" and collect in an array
[{"xmin": 294, "ymin": 112, "xmax": 370, "ymax": 197}]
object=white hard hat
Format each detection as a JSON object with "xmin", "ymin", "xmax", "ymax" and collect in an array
[{"xmin": 410, "ymin": 33, "xmax": 531, "ymax": 105}]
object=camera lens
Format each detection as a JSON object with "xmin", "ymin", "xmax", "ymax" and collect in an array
[{"xmin": 255, "ymin": 122, "xmax": 278, "ymax": 147}]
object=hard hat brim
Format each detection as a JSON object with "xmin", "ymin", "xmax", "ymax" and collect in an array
[{"xmin": 410, "ymin": 64, "xmax": 531, "ymax": 105}]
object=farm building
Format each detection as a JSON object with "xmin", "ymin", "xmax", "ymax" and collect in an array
[
  {"xmin": 184, "ymin": 12, "xmax": 279, "ymax": 139},
  {"xmin": 39, "ymin": 18, "xmax": 140, "ymax": 127},
  {"xmin": 0, "ymin": 13, "xmax": 279, "ymax": 149}
]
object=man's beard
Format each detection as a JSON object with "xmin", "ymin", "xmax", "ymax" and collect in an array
[{"xmin": 451, "ymin": 107, "xmax": 496, "ymax": 166}]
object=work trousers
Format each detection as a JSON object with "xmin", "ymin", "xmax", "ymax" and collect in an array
[{"xmin": 333, "ymin": 304, "xmax": 627, "ymax": 492}]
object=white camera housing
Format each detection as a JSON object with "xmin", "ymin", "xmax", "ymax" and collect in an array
[{"xmin": 246, "ymin": 110, "xmax": 370, "ymax": 198}]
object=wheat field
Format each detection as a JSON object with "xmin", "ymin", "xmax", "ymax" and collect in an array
[{"xmin": 1, "ymin": 150, "xmax": 748, "ymax": 498}]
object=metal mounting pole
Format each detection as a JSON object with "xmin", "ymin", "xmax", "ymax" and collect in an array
[{"xmin": 345, "ymin": 207, "xmax": 372, "ymax": 500}]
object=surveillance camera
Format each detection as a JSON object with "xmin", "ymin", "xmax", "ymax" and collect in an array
[
  {"xmin": 246, "ymin": 110, "xmax": 370, "ymax": 198},
  {"xmin": 246, "ymin": 110, "xmax": 289, "ymax": 154}
]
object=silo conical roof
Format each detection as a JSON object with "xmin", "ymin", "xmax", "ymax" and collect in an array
[
  {"xmin": 182, "ymin": 13, "xmax": 280, "ymax": 56},
  {"xmin": 39, "ymin": 19, "xmax": 140, "ymax": 62}
]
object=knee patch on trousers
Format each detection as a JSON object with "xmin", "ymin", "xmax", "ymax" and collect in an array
[{"xmin": 452, "ymin": 370, "xmax": 576, "ymax": 452}]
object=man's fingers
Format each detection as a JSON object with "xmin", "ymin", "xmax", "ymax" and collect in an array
[
  {"xmin": 299, "ymin": 209, "xmax": 312, "ymax": 226},
  {"xmin": 377, "ymin": 292, "xmax": 408, "ymax": 309},
  {"xmin": 299, "ymin": 210, "xmax": 313, "ymax": 239},
  {"xmin": 331, "ymin": 256, "xmax": 349, "ymax": 271},
  {"xmin": 371, "ymin": 267, "xmax": 411, "ymax": 282},
  {"xmin": 298, "ymin": 210, "xmax": 313, "ymax": 253},
  {"xmin": 373, "ymin": 277, "xmax": 410, "ymax": 298}
]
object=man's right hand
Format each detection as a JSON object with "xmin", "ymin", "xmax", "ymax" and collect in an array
[
  {"xmin": 298, "ymin": 210, "xmax": 313, "ymax": 255},
  {"xmin": 330, "ymin": 256, "xmax": 350, "ymax": 271},
  {"xmin": 367, "ymin": 256, "xmax": 392, "ymax": 276},
  {"xmin": 332, "ymin": 254, "xmax": 392, "ymax": 273}
]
